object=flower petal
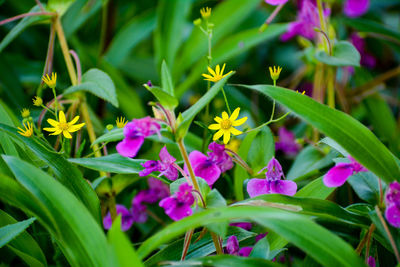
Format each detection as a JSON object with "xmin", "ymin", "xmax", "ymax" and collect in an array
[
  {"xmin": 215, "ymin": 65, "xmax": 220, "ymax": 76},
  {"xmin": 69, "ymin": 115, "xmax": 80, "ymax": 125},
  {"xmin": 208, "ymin": 123, "xmax": 220, "ymax": 130},
  {"xmin": 43, "ymin": 127, "xmax": 57, "ymax": 132},
  {"xmin": 223, "ymin": 131, "xmax": 231, "ymax": 144},
  {"xmin": 214, "ymin": 116, "xmax": 222, "ymax": 123},
  {"xmin": 270, "ymin": 180, "xmax": 297, "ymax": 196},
  {"xmin": 247, "ymin": 179, "xmax": 269, "ymax": 197},
  {"xmin": 232, "ymin": 116, "xmax": 247, "ymax": 126},
  {"xmin": 68, "ymin": 123, "xmax": 85, "ymax": 132},
  {"xmin": 213, "ymin": 129, "xmax": 224, "ymax": 141},
  {"xmin": 63, "ymin": 130, "xmax": 72, "ymax": 139},
  {"xmin": 222, "ymin": 111, "xmax": 229, "ymax": 120},
  {"xmin": 207, "ymin": 66, "xmax": 216, "ymax": 77},
  {"xmin": 230, "ymin": 127, "xmax": 242, "ymax": 136},
  {"xmin": 49, "ymin": 129, "xmax": 62, "ymax": 135},
  {"xmin": 385, "ymin": 204, "xmax": 400, "ymax": 228},
  {"xmin": 202, "ymin": 74, "xmax": 213, "ymax": 79},
  {"xmin": 220, "ymin": 63, "xmax": 226, "ymax": 75},
  {"xmin": 323, "ymin": 163, "xmax": 354, "ymax": 187},
  {"xmin": 230, "ymin": 107, "xmax": 240, "ymax": 121},
  {"xmin": 116, "ymin": 136, "xmax": 145, "ymax": 158},
  {"xmin": 59, "ymin": 110, "xmax": 66, "ymax": 123},
  {"xmin": 47, "ymin": 119, "xmax": 59, "ymax": 127}
]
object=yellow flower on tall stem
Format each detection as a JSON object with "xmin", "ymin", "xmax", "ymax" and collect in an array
[
  {"xmin": 116, "ymin": 117, "xmax": 128, "ymax": 128},
  {"xmin": 200, "ymin": 7, "xmax": 211, "ymax": 19},
  {"xmin": 43, "ymin": 111, "xmax": 85, "ymax": 139},
  {"xmin": 42, "ymin": 72, "xmax": 57, "ymax": 89},
  {"xmin": 18, "ymin": 122, "xmax": 33, "ymax": 137},
  {"xmin": 208, "ymin": 108, "xmax": 247, "ymax": 144},
  {"xmin": 202, "ymin": 64, "xmax": 233, "ymax": 82},
  {"xmin": 269, "ymin": 66, "xmax": 282, "ymax": 86}
]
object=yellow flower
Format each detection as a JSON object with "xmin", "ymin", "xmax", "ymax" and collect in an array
[
  {"xmin": 42, "ymin": 72, "xmax": 57, "ymax": 89},
  {"xmin": 21, "ymin": 108, "xmax": 30, "ymax": 118},
  {"xmin": 32, "ymin": 96, "xmax": 43, "ymax": 106},
  {"xmin": 200, "ymin": 7, "xmax": 211, "ymax": 19},
  {"xmin": 296, "ymin": 90, "xmax": 306, "ymax": 95},
  {"xmin": 116, "ymin": 117, "xmax": 128, "ymax": 128},
  {"xmin": 18, "ymin": 122, "xmax": 33, "ymax": 137},
  {"xmin": 43, "ymin": 111, "xmax": 85, "ymax": 139},
  {"xmin": 269, "ymin": 66, "xmax": 282, "ymax": 83},
  {"xmin": 208, "ymin": 108, "xmax": 247, "ymax": 144},
  {"xmin": 202, "ymin": 64, "xmax": 233, "ymax": 82}
]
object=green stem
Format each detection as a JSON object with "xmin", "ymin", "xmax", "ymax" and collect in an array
[
  {"xmin": 177, "ymin": 139, "xmax": 200, "ymax": 192},
  {"xmin": 244, "ymin": 111, "xmax": 290, "ymax": 134},
  {"xmin": 316, "ymin": 0, "xmax": 329, "ymax": 54},
  {"xmin": 52, "ymin": 87, "xmax": 58, "ymax": 120},
  {"xmin": 269, "ymin": 100, "xmax": 276, "ymax": 121},
  {"xmin": 221, "ymin": 87, "xmax": 231, "ymax": 116}
]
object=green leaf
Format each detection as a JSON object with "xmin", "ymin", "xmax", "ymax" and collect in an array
[
  {"xmin": 64, "ymin": 68, "xmax": 119, "ymax": 107},
  {"xmin": 2, "ymin": 156, "xmax": 109, "ymax": 266},
  {"xmin": 104, "ymin": 10, "xmax": 156, "ymax": 66},
  {"xmin": 0, "ymin": 210, "xmax": 46, "ymax": 267},
  {"xmin": 69, "ymin": 154, "xmax": 146, "ymax": 174},
  {"xmin": 239, "ymin": 84, "xmax": 400, "ymax": 184},
  {"xmin": 176, "ymin": 72, "xmax": 234, "ymax": 139},
  {"xmin": 0, "ymin": 123, "xmax": 101, "ymax": 222},
  {"xmin": 0, "ymin": 217, "xmax": 36, "ymax": 248},
  {"xmin": 108, "ymin": 216, "xmax": 144, "ymax": 267},
  {"xmin": 206, "ymin": 189, "xmax": 227, "ymax": 208},
  {"xmin": 166, "ymin": 255, "xmax": 282, "ymax": 267},
  {"xmin": 247, "ymin": 127, "xmax": 275, "ymax": 173},
  {"xmin": 0, "ymin": 6, "xmax": 52, "ymax": 53},
  {"xmin": 249, "ymin": 237, "xmax": 270, "ymax": 259},
  {"xmin": 144, "ymin": 85, "xmax": 178, "ymax": 110},
  {"xmin": 48, "ymin": 0, "xmax": 76, "ymax": 15},
  {"xmin": 137, "ymin": 206, "xmax": 365, "ymax": 267},
  {"xmin": 347, "ymin": 172, "xmax": 380, "ymax": 204},
  {"xmin": 315, "ymin": 41, "xmax": 360, "ymax": 67},
  {"xmin": 0, "ymin": 103, "xmax": 19, "ymax": 156},
  {"xmin": 170, "ymin": 177, "xmax": 211, "ymax": 198},
  {"xmin": 161, "ymin": 60, "xmax": 174, "ymax": 96},
  {"xmin": 343, "ymin": 18, "xmax": 400, "ymax": 43},
  {"xmin": 295, "ymin": 177, "xmax": 335, "ymax": 199}
]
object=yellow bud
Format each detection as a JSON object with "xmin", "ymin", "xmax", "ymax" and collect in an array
[
  {"xmin": 193, "ymin": 18, "xmax": 202, "ymax": 26},
  {"xmin": 106, "ymin": 124, "xmax": 114, "ymax": 130},
  {"xmin": 32, "ymin": 96, "xmax": 43, "ymax": 106},
  {"xmin": 21, "ymin": 108, "xmax": 30, "ymax": 118},
  {"xmin": 200, "ymin": 7, "xmax": 211, "ymax": 19},
  {"xmin": 269, "ymin": 66, "xmax": 282, "ymax": 84}
]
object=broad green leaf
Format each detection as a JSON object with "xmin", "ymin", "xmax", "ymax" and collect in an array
[
  {"xmin": 161, "ymin": 60, "xmax": 174, "ymax": 96},
  {"xmin": 0, "ymin": 210, "xmax": 46, "ymax": 267},
  {"xmin": 0, "ymin": 217, "xmax": 36, "ymax": 248},
  {"xmin": 108, "ymin": 216, "xmax": 144, "ymax": 267},
  {"xmin": 92, "ymin": 128, "xmax": 124, "ymax": 146},
  {"xmin": 247, "ymin": 127, "xmax": 275, "ymax": 173},
  {"xmin": 168, "ymin": 255, "xmax": 282, "ymax": 267},
  {"xmin": 69, "ymin": 154, "xmax": 146, "ymax": 174},
  {"xmin": 0, "ymin": 123, "xmax": 101, "ymax": 222},
  {"xmin": 348, "ymin": 172, "xmax": 380, "ymax": 204},
  {"xmin": 0, "ymin": 104, "xmax": 18, "ymax": 156},
  {"xmin": 64, "ymin": 68, "xmax": 119, "ymax": 107},
  {"xmin": 2, "ymin": 156, "xmax": 109, "ymax": 266},
  {"xmin": 295, "ymin": 177, "xmax": 335, "ymax": 199},
  {"xmin": 176, "ymin": 72, "xmax": 233, "ymax": 139},
  {"xmin": 206, "ymin": 189, "xmax": 227, "ymax": 208},
  {"xmin": 144, "ymin": 85, "xmax": 178, "ymax": 110},
  {"xmin": 104, "ymin": 10, "xmax": 156, "ymax": 66},
  {"xmin": 48, "ymin": 0, "xmax": 75, "ymax": 15},
  {"xmin": 0, "ymin": 6, "xmax": 52, "ymax": 53},
  {"xmin": 240, "ymin": 85, "xmax": 400, "ymax": 183},
  {"xmin": 170, "ymin": 177, "xmax": 211, "ymax": 198},
  {"xmin": 249, "ymin": 237, "xmax": 269, "ymax": 259},
  {"xmin": 137, "ymin": 206, "xmax": 365, "ymax": 267},
  {"xmin": 315, "ymin": 41, "xmax": 360, "ymax": 67}
]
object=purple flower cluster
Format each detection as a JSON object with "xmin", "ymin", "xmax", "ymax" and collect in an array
[
  {"xmin": 275, "ymin": 127, "xmax": 300, "ymax": 156},
  {"xmin": 159, "ymin": 183, "xmax": 195, "ymax": 221},
  {"xmin": 103, "ymin": 178, "xmax": 169, "ymax": 231},
  {"xmin": 385, "ymin": 181, "xmax": 400, "ymax": 228},
  {"xmin": 247, "ymin": 158, "xmax": 297, "ymax": 197},
  {"xmin": 225, "ymin": 236, "xmax": 253, "ymax": 257},
  {"xmin": 343, "ymin": 0, "xmax": 369, "ymax": 18},
  {"xmin": 187, "ymin": 142, "xmax": 233, "ymax": 187},
  {"xmin": 323, "ymin": 156, "xmax": 367, "ymax": 187},
  {"xmin": 139, "ymin": 146, "xmax": 178, "ymax": 181},
  {"xmin": 117, "ymin": 116, "xmax": 161, "ymax": 158}
]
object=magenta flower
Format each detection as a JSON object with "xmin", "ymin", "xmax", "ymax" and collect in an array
[
  {"xmin": 323, "ymin": 156, "xmax": 367, "ymax": 187},
  {"xmin": 139, "ymin": 146, "xmax": 179, "ymax": 181},
  {"xmin": 385, "ymin": 181, "xmax": 400, "ymax": 228},
  {"xmin": 343, "ymin": 0, "xmax": 369, "ymax": 18},
  {"xmin": 367, "ymin": 256, "xmax": 376, "ymax": 267},
  {"xmin": 103, "ymin": 204, "xmax": 134, "ymax": 231},
  {"xmin": 350, "ymin": 33, "xmax": 376, "ymax": 68},
  {"xmin": 247, "ymin": 158, "xmax": 297, "ymax": 197},
  {"xmin": 207, "ymin": 142, "xmax": 234, "ymax": 172},
  {"xmin": 229, "ymin": 222, "xmax": 252, "ymax": 231},
  {"xmin": 225, "ymin": 236, "xmax": 253, "ymax": 257},
  {"xmin": 159, "ymin": 183, "xmax": 195, "ymax": 221},
  {"xmin": 275, "ymin": 127, "xmax": 300, "ymax": 156},
  {"xmin": 265, "ymin": 0, "xmax": 288, "ymax": 5},
  {"xmin": 116, "ymin": 116, "xmax": 160, "ymax": 158}
]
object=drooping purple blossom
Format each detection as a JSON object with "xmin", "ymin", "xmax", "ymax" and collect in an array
[
  {"xmin": 116, "ymin": 116, "xmax": 160, "ymax": 158},
  {"xmin": 159, "ymin": 183, "xmax": 195, "ymax": 221},
  {"xmin": 323, "ymin": 156, "xmax": 368, "ymax": 187},
  {"xmin": 350, "ymin": 33, "xmax": 376, "ymax": 68},
  {"xmin": 225, "ymin": 236, "xmax": 253, "ymax": 257},
  {"xmin": 229, "ymin": 222, "xmax": 252, "ymax": 231},
  {"xmin": 103, "ymin": 204, "xmax": 134, "ymax": 231},
  {"xmin": 275, "ymin": 127, "xmax": 300, "ymax": 156},
  {"xmin": 343, "ymin": 0, "xmax": 369, "ymax": 18},
  {"xmin": 186, "ymin": 142, "xmax": 233, "ymax": 187},
  {"xmin": 367, "ymin": 256, "xmax": 376, "ymax": 267},
  {"xmin": 247, "ymin": 158, "xmax": 297, "ymax": 197},
  {"xmin": 265, "ymin": 0, "xmax": 288, "ymax": 5},
  {"xmin": 385, "ymin": 181, "xmax": 400, "ymax": 228},
  {"xmin": 139, "ymin": 146, "xmax": 179, "ymax": 181}
]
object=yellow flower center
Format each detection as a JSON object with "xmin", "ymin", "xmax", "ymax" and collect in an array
[
  {"xmin": 220, "ymin": 119, "xmax": 232, "ymax": 130},
  {"xmin": 59, "ymin": 122, "xmax": 69, "ymax": 131}
]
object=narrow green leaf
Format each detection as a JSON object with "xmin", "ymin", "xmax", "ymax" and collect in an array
[
  {"xmin": 165, "ymin": 255, "xmax": 281, "ymax": 267},
  {"xmin": 343, "ymin": 18, "xmax": 400, "ymax": 43},
  {"xmin": 315, "ymin": 41, "xmax": 360, "ymax": 67},
  {"xmin": 0, "ymin": 217, "xmax": 36, "ymax": 248},
  {"xmin": 247, "ymin": 127, "xmax": 275, "ymax": 173},
  {"xmin": 144, "ymin": 85, "xmax": 178, "ymax": 109},
  {"xmin": 64, "ymin": 68, "xmax": 119, "ymax": 107},
  {"xmin": 161, "ymin": 60, "xmax": 175, "ymax": 96},
  {"xmin": 295, "ymin": 177, "xmax": 335, "ymax": 199},
  {"xmin": 47, "ymin": 0, "xmax": 75, "ymax": 15},
  {"xmin": 240, "ymin": 85, "xmax": 400, "ymax": 183},
  {"xmin": 0, "ymin": 103, "xmax": 19, "ymax": 156}
]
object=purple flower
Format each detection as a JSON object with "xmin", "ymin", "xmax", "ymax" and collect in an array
[
  {"xmin": 139, "ymin": 146, "xmax": 178, "ymax": 181},
  {"xmin": 116, "ymin": 117, "xmax": 160, "ymax": 158},
  {"xmin": 131, "ymin": 202, "xmax": 148, "ymax": 223},
  {"xmin": 229, "ymin": 222, "xmax": 252, "ymax": 231},
  {"xmin": 343, "ymin": 0, "xmax": 369, "ymax": 18},
  {"xmin": 367, "ymin": 256, "xmax": 376, "ymax": 267},
  {"xmin": 103, "ymin": 204, "xmax": 134, "ymax": 231},
  {"xmin": 350, "ymin": 33, "xmax": 376, "ymax": 68},
  {"xmin": 159, "ymin": 183, "xmax": 195, "ymax": 221},
  {"xmin": 207, "ymin": 142, "xmax": 234, "ymax": 173},
  {"xmin": 323, "ymin": 156, "xmax": 368, "ymax": 187},
  {"xmin": 247, "ymin": 158, "xmax": 297, "ymax": 197},
  {"xmin": 255, "ymin": 233, "xmax": 267, "ymax": 243},
  {"xmin": 385, "ymin": 181, "xmax": 400, "ymax": 228},
  {"xmin": 275, "ymin": 127, "xmax": 300, "ymax": 156},
  {"xmin": 265, "ymin": 0, "xmax": 288, "ymax": 5},
  {"xmin": 225, "ymin": 236, "xmax": 253, "ymax": 257}
]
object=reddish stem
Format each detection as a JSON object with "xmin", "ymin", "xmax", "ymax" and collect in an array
[{"xmin": 0, "ymin": 12, "xmax": 56, "ymax": 26}]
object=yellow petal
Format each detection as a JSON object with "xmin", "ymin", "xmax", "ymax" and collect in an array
[
  {"xmin": 208, "ymin": 123, "xmax": 220, "ymax": 130},
  {"xmin": 202, "ymin": 74, "xmax": 213, "ymax": 79},
  {"xmin": 215, "ymin": 65, "xmax": 220, "ymax": 76},
  {"xmin": 207, "ymin": 66, "xmax": 216, "ymax": 77},
  {"xmin": 214, "ymin": 116, "xmax": 222, "ymax": 123},
  {"xmin": 43, "ymin": 127, "xmax": 57, "ymax": 132},
  {"xmin": 49, "ymin": 129, "xmax": 62, "ymax": 135},
  {"xmin": 223, "ymin": 131, "xmax": 231, "ymax": 144},
  {"xmin": 232, "ymin": 116, "xmax": 247, "ymax": 126},
  {"xmin": 68, "ymin": 123, "xmax": 85, "ymax": 132},
  {"xmin": 63, "ymin": 130, "xmax": 72, "ymax": 139},
  {"xmin": 213, "ymin": 129, "xmax": 224, "ymax": 141},
  {"xmin": 230, "ymin": 107, "xmax": 240, "ymax": 121},
  {"xmin": 47, "ymin": 119, "xmax": 59, "ymax": 127},
  {"xmin": 230, "ymin": 127, "xmax": 242, "ymax": 135},
  {"xmin": 222, "ymin": 70, "xmax": 233, "ymax": 78},
  {"xmin": 69, "ymin": 115, "xmax": 80, "ymax": 125},
  {"xmin": 59, "ymin": 111, "xmax": 66, "ymax": 123},
  {"xmin": 220, "ymin": 63, "xmax": 226, "ymax": 75},
  {"xmin": 221, "ymin": 111, "xmax": 229, "ymax": 120}
]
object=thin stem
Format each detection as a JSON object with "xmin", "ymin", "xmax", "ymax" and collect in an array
[
  {"xmin": 0, "ymin": 12, "xmax": 55, "ymax": 26},
  {"xmin": 181, "ymin": 229, "xmax": 194, "ymax": 260},
  {"xmin": 177, "ymin": 139, "xmax": 200, "ymax": 192},
  {"xmin": 243, "ymin": 111, "xmax": 290, "ymax": 134},
  {"xmin": 69, "ymin": 50, "xmax": 82, "ymax": 84},
  {"xmin": 375, "ymin": 205, "xmax": 400, "ymax": 262},
  {"xmin": 269, "ymin": 100, "xmax": 276, "ymax": 121},
  {"xmin": 39, "ymin": 23, "xmax": 56, "ymax": 97},
  {"xmin": 327, "ymin": 67, "xmax": 335, "ymax": 108},
  {"xmin": 260, "ymin": 3, "xmax": 285, "ymax": 31},
  {"xmin": 52, "ymin": 88, "xmax": 58, "ymax": 120},
  {"xmin": 192, "ymin": 190, "xmax": 207, "ymax": 208},
  {"xmin": 35, "ymin": 0, "xmax": 45, "ymax": 12},
  {"xmin": 316, "ymin": 0, "xmax": 329, "ymax": 54},
  {"xmin": 379, "ymin": 179, "xmax": 384, "ymax": 208},
  {"xmin": 221, "ymin": 87, "xmax": 231, "ymax": 115},
  {"xmin": 211, "ymin": 232, "xmax": 223, "ymax": 255},
  {"xmin": 225, "ymin": 148, "xmax": 253, "ymax": 175},
  {"xmin": 172, "ymin": 162, "xmax": 192, "ymax": 185},
  {"xmin": 356, "ymin": 224, "xmax": 375, "ymax": 255},
  {"xmin": 83, "ymin": 142, "xmax": 108, "ymax": 158},
  {"xmin": 365, "ymin": 224, "xmax": 375, "ymax": 262}
]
